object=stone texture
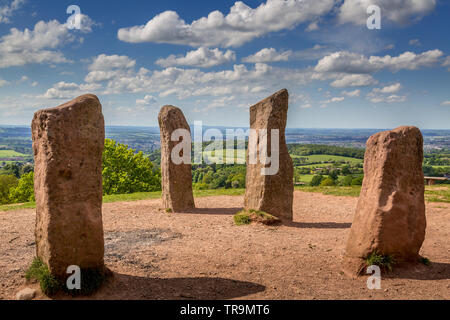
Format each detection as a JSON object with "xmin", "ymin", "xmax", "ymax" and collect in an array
[
  {"xmin": 158, "ymin": 105, "xmax": 195, "ymax": 212},
  {"xmin": 244, "ymin": 89, "xmax": 294, "ymax": 220},
  {"xmin": 32, "ymin": 94, "xmax": 105, "ymax": 279},
  {"xmin": 343, "ymin": 126, "xmax": 426, "ymax": 276},
  {"xmin": 16, "ymin": 288, "xmax": 36, "ymax": 300}
]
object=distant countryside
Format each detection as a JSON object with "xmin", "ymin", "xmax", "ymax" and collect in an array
[{"xmin": 1, "ymin": 126, "xmax": 449, "ymax": 209}]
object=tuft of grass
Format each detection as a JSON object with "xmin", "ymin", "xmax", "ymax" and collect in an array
[
  {"xmin": 25, "ymin": 257, "xmax": 108, "ymax": 296},
  {"xmin": 25, "ymin": 257, "xmax": 60, "ymax": 296},
  {"xmin": 366, "ymin": 251, "xmax": 396, "ymax": 271},
  {"xmin": 165, "ymin": 208, "xmax": 173, "ymax": 213},
  {"xmin": 234, "ymin": 209, "xmax": 280, "ymax": 226},
  {"xmin": 420, "ymin": 257, "xmax": 431, "ymax": 266}
]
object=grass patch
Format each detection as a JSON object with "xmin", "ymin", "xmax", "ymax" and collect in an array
[
  {"xmin": 420, "ymin": 257, "xmax": 431, "ymax": 266},
  {"xmin": 366, "ymin": 251, "xmax": 395, "ymax": 271},
  {"xmin": 425, "ymin": 185, "xmax": 450, "ymax": 203},
  {"xmin": 296, "ymin": 185, "xmax": 362, "ymax": 197},
  {"xmin": 25, "ymin": 257, "xmax": 60, "ymax": 296},
  {"xmin": 25, "ymin": 257, "xmax": 108, "ymax": 296},
  {"xmin": 234, "ymin": 209, "xmax": 280, "ymax": 226}
]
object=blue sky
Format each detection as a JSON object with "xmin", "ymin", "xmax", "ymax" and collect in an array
[{"xmin": 0, "ymin": 0, "xmax": 449, "ymax": 128}]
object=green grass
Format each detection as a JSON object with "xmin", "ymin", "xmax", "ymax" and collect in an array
[
  {"xmin": 296, "ymin": 185, "xmax": 362, "ymax": 197},
  {"xmin": 234, "ymin": 209, "xmax": 280, "ymax": 226},
  {"xmin": 420, "ymin": 257, "xmax": 431, "ymax": 266},
  {"xmin": 425, "ymin": 186, "xmax": 450, "ymax": 203},
  {"xmin": 0, "ymin": 150, "xmax": 27, "ymax": 158},
  {"xmin": 303, "ymin": 154, "xmax": 363, "ymax": 164},
  {"xmin": 25, "ymin": 257, "xmax": 61, "ymax": 296},
  {"xmin": 366, "ymin": 252, "xmax": 395, "ymax": 271}
]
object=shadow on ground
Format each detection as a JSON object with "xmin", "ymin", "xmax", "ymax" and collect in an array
[
  {"xmin": 91, "ymin": 274, "xmax": 266, "ymax": 300},
  {"xmin": 384, "ymin": 262, "xmax": 450, "ymax": 281},
  {"xmin": 285, "ymin": 221, "xmax": 352, "ymax": 229},
  {"xmin": 181, "ymin": 207, "xmax": 243, "ymax": 215}
]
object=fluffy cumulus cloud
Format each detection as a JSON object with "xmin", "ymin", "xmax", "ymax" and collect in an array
[
  {"xmin": 443, "ymin": 56, "xmax": 450, "ymax": 71},
  {"xmin": 338, "ymin": 0, "xmax": 436, "ymax": 26},
  {"xmin": 242, "ymin": 48, "xmax": 292, "ymax": 63},
  {"xmin": 85, "ymin": 54, "xmax": 136, "ymax": 83},
  {"xmin": 136, "ymin": 95, "xmax": 157, "ymax": 108},
  {"xmin": 39, "ymin": 81, "xmax": 101, "ymax": 99},
  {"xmin": 315, "ymin": 50, "xmax": 444, "ymax": 74},
  {"xmin": 156, "ymin": 47, "xmax": 235, "ymax": 68},
  {"xmin": 331, "ymin": 74, "xmax": 378, "ymax": 88},
  {"xmin": 117, "ymin": 0, "xmax": 335, "ymax": 48},
  {"xmin": 0, "ymin": 16, "xmax": 96, "ymax": 68},
  {"xmin": 367, "ymin": 83, "xmax": 405, "ymax": 103},
  {"xmin": 342, "ymin": 89, "xmax": 361, "ymax": 97},
  {"xmin": 0, "ymin": 0, "xmax": 25, "ymax": 24}
]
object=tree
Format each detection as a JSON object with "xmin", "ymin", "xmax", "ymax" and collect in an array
[
  {"xmin": 320, "ymin": 177, "xmax": 335, "ymax": 186},
  {"xmin": 102, "ymin": 139, "xmax": 161, "ymax": 195},
  {"xmin": 9, "ymin": 172, "xmax": 34, "ymax": 203},
  {"xmin": 341, "ymin": 175, "xmax": 353, "ymax": 186},
  {"xmin": 0, "ymin": 175, "xmax": 18, "ymax": 204},
  {"xmin": 310, "ymin": 175, "xmax": 323, "ymax": 187}
]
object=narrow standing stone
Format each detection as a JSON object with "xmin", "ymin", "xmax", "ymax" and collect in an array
[
  {"xmin": 244, "ymin": 89, "xmax": 294, "ymax": 220},
  {"xmin": 158, "ymin": 105, "xmax": 195, "ymax": 212},
  {"xmin": 32, "ymin": 94, "xmax": 105, "ymax": 279},
  {"xmin": 343, "ymin": 126, "xmax": 427, "ymax": 276}
]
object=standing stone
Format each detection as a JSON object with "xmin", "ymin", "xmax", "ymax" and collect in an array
[
  {"xmin": 343, "ymin": 126, "xmax": 426, "ymax": 276},
  {"xmin": 32, "ymin": 94, "xmax": 105, "ymax": 279},
  {"xmin": 158, "ymin": 105, "xmax": 195, "ymax": 212},
  {"xmin": 244, "ymin": 89, "xmax": 294, "ymax": 220}
]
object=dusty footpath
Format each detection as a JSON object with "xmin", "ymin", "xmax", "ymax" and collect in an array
[{"xmin": 0, "ymin": 191, "xmax": 449, "ymax": 300}]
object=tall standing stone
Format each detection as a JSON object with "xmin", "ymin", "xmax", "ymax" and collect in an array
[
  {"xmin": 32, "ymin": 94, "xmax": 105, "ymax": 279},
  {"xmin": 158, "ymin": 105, "xmax": 195, "ymax": 212},
  {"xmin": 244, "ymin": 89, "xmax": 294, "ymax": 220},
  {"xmin": 343, "ymin": 126, "xmax": 427, "ymax": 276}
]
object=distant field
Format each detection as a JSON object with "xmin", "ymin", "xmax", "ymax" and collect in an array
[
  {"xmin": 297, "ymin": 154, "xmax": 363, "ymax": 164},
  {"xmin": 203, "ymin": 149, "xmax": 246, "ymax": 163},
  {"xmin": 0, "ymin": 150, "xmax": 27, "ymax": 158}
]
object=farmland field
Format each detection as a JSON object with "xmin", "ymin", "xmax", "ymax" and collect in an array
[{"xmin": 0, "ymin": 150, "xmax": 28, "ymax": 158}]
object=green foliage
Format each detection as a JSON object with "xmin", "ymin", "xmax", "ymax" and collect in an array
[
  {"xmin": 102, "ymin": 139, "xmax": 161, "ymax": 195},
  {"xmin": 25, "ymin": 257, "xmax": 60, "ymax": 296},
  {"xmin": 341, "ymin": 175, "xmax": 354, "ymax": 186},
  {"xmin": 351, "ymin": 176, "xmax": 364, "ymax": 186},
  {"xmin": 234, "ymin": 209, "xmax": 280, "ymax": 226},
  {"xmin": 288, "ymin": 144, "xmax": 365, "ymax": 159},
  {"xmin": 420, "ymin": 257, "xmax": 431, "ymax": 266},
  {"xmin": 9, "ymin": 171, "xmax": 35, "ymax": 203},
  {"xmin": 366, "ymin": 252, "xmax": 395, "ymax": 271},
  {"xmin": 310, "ymin": 175, "xmax": 324, "ymax": 186},
  {"xmin": 320, "ymin": 177, "xmax": 335, "ymax": 186},
  {"xmin": 0, "ymin": 174, "xmax": 18, "ymax": 204}
]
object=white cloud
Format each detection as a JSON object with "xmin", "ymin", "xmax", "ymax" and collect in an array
[
  {"xmin": 0, "ymin": 78, "xmax": 10, "ymax": 87},
  {"xmin": 38, "ymin": 81, "xmax": 102, "ymax": 99},
  {"xmin": 409, "ymin": 39, "xmax": 421, "ymax": 46},
  {"xmin": 0, "ymin": 0, "xmax": 25, "ymax": 24},
  {"xmin": 443, "ymin": 56, "xmax": 450, "ymax": 71},
  {"xmin": 306, "ymin": 21, "xmax": 319, "ymax": 32},
  {"xmin": 372, "ymin": 83, "xmax": 402, "ymax": 94},
  {"xmin": 136, "ymin": 95, "xmax": 157, "ymax": 108},
  {"xmin": 117, "ymin": 0, "xmax": 335, "ymax": 48},
  {"xmin": 369, "ymin": 94, "xmax": 406, "ymax": 103},
  {"xmin": 243, "ymin": 48, "xmax": 291, "ymax": 63},
  {"xmin": 323, "ymin": 97, "xmax": 345, "ymax": 103},
  {"xmin": 331, "ymin": 74, "xmax": 378, "ymax": 88},
  {"xmin": 315, "ymin": 50, "xmax": 444, "ymax": 74},
  {"xmin": 441, "ymin": 101, "xmax": 450, "ymax": 106},
  {"xmin": 300, "ymin": 103, "xmax": 312, "ymax": 109},
  {"xmin": 338, "ymin": 0, "xmax": 436, "ymax": 26},
  {"xmin": 0, "ymin": 17, "xmax": 95, "ymax": 68},
  {"xmin": 342, "ymin": 89, "xmax": 361, "ymax": 97},
  {"xmin": 156, "ymin": 47, "xmax": 235, "ymax": 68},
  {"xmin": 85, "ymin": 54, "xmax": 136, "ymax": 83}
]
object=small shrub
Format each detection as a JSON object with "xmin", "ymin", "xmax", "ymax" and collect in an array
[
  {"xmin": 366, "ymin": 251, "xmax": 395, "ymax": 271},
  {"xmin": 25, "ymin": 257, "xmax": 61, "ymax": 296},
  {"xmin": 420, "ymin": 257, "xmax": 431, "ymax": 266},
  {"xmin": 165, "ymin": 208, "xmax": 173, "ymax": 213},
  {"xmin": 234, "ymin": 210, "xmax": 280, "ymax": 226}
]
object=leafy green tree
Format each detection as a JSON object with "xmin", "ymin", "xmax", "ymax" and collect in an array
[
  {"xmin": 310, "ymin": 175, "xmax": 323, "ymax": 187},
  {"xmin": 102, "ymin": 139, "xmax": 161, "ymax": 195},
  {"xmin": 320, "ymin": 177, "xmax": 335, "ymax": 186},
  {"xmin": 0, "ymin": 175, "xmax": 18, "ymax": 204},
  {"xmin": 341, "ymin": 175, "xmax": 353, "ymax": 186},
  {"xmin": 9, "ymin": 172, "xmax": 34, "ymax": 203}
]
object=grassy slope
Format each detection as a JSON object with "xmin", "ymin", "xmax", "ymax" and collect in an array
[
  {"xmin": 1, "ymin": 186, "xmax": 448, "ymax": 213},
  {"xmin": 0, "ymin": 150, "xmax": 27, "ymax": 158}
]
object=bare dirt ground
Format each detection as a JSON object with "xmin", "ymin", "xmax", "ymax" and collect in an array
[{"xmin": 1, "ymin": 191, "xmax": 449, "ymax": 300}]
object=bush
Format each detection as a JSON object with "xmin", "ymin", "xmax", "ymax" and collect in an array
[
  {"xmin": 341, "ymin": 175, "xmax": 353, "ymax": 186},
  {"xmin": 310, "ymin": 175, "xmax": 323, "ymax": 186},
  {"xmin": 320, "ymin": 177, "xmax": 335, "ymax": 187},
  {"xmin": 0, "ymin": 174, "xmax": 18, "ymax": 204},
  {"xmin": 366, "ymin": 251, "xmax": 395, "ymax": 271},
  {"xmin": 351, "ymin": 176, "xmax": 364, "ymax": 186},
  {"xmin": 9, "ymin": 172, "xmax": 35, "ymax": 203}
]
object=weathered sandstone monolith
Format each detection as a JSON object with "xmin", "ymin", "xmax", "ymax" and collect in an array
[
  {"xmin": 158, "ymin": 105, "xmax": 195, "ymax": 212},
  {"xmin": 244, "ymin": 89, "xmax": 294, "ymax": 220},
  {"xmin": 343, "ymin": 126, "xmax": 426, "ymax": 276},
  {"xmin": 32, "ymin": 94, "xmax": 105, "ymax": 279}
]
